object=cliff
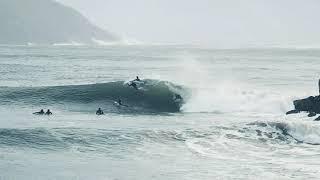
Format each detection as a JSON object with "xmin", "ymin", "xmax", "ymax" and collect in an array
[{"xmin": 0, "ymin": 0, "xmax": 118, "ymax": 45}]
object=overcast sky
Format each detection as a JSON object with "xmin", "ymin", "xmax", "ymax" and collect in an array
[{"xmin": 56, "ymin": 0, "xmax": 320, "ymax": 47}]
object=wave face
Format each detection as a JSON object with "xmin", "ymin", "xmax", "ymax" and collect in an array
[
  {"xmin": 0, "ymin": 79, "xmax": 186, "ymax": 113},
  {"xmin": 0, "ymin": 127, "xmax": 188, "ymax": 151}
]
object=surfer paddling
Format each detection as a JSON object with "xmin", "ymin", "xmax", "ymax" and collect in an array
[
  {"xmin": 45, "ymin": 109, "xmax": 53, "ymax": 115},
  {"xmin": 33, "ymin": 109, "xmax": 45, "ymax": 115},
  {"xmin": 33, "ymin": 109, "xmax": 52, "ymax": 115},
  {"xmin": 96, "ymin": 108, "xmax": 104, "ymax": 115}
]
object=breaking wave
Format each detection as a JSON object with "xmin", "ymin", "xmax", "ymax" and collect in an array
[
  {"xmin": 180, "ymin": 81, "xmax": 292, "ymax": 114},
  {"xmin": 0, "ymin": 79, "xmax": 187, "ymax": 113},
  {"xmin": 247, "ymin": 120, "xmax": 320, "ymax": 145}
]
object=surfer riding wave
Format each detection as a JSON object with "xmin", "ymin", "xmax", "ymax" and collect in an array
[{"xmin": 1, "ymin": 79, "xmax": 187, "ymax": 113}]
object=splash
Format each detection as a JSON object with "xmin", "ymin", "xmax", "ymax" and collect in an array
[{"xmin": 162, "ymin": 53, "xmax": 292, "ymax": 114}]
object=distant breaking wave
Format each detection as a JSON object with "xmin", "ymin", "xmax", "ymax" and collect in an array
[
  {"xmin": 91, "ymin": 38, "xmax": 143, "ymax": 46},
  {"xmin": 51, "ymin": 38, "xmax": 143, "ymax": 46},
  {"xmin": 0, "ymin": 79, "xmax": 186, "ymax": 113},
  {"xmin": 52, "ymin": 41, "xmax": 85, "ymax": 46}
]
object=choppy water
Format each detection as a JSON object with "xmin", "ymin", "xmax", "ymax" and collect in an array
[{"xmin": 1, "ymin": 45, "xmax": 320, "ymax": 179}]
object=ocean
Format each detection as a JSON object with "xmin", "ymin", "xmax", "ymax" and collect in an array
[{"xmin": 1, "ymin": 45, "xmax": 320, "ymax": 179}]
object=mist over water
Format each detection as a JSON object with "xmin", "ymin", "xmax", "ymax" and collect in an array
[
  {"xmin": 1, "ymin": 45, "xmax": 320, "ymax": 179},
  {"xmin": 57, "ymin": 0, "xmax": 320, "ymax": 47}
]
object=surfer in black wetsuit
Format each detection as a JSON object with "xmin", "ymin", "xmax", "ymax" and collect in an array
[
  {"xmin": 118, "ymin": 99, "xmax": 123, "ymax": 105},
  {"xmin": 96, "ymin": 108, "xmax": 104, "ymax": 115},
  {"xmin": 45, "ymin": 109, "xmax": 52, "ymax": 115},
  {"xmin": 127, "ymin": 76, "xmax": 141, "ymax": 90},
  {"xmin": 129, "ymin": 82, "xmax": 138, "ymax": 90},
  {"xmin": 33, "ymin": 109, "xmax": 44, "ymax": 115},
  {"xmin": 174, "ymin": 94, "xmax": 182, "ymax": 101},
  {"xmin": 116, "ymin": 99, "xmax": 128, "ymax": 107}
]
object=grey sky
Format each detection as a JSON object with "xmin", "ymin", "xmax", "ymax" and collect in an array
[{"xmin": 56, "ymin": 0, "xmax": 320, "ymax": 47}]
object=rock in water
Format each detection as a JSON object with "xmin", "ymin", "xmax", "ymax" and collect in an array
[
  {"xmin": 308, "ymin": 112, "xmax": 317, "ymax": 117},
  {"xmin": 293, "ymin": 96, "xmax": 320, "ymax": 114},
  {"xmin": 286, "ymin": 109, "xmax": 300, "ymax": 115}
]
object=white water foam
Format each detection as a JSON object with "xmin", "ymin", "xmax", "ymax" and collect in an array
[
  {"xmin": 160, "ymin": 53, "xmax": 293, "ymax": 114},
  {"xmin": 181, "ymin": 81, "xmax": 293, "ymax": 114},
  {"xmin": 286, "ymin": 120, "xmax": 320, "ymax": 145},
  {"xmin": 91, "ymin": 38, "xmax": 142, "ymax": 46},
  {"xmin": 52, "ymin": 41, "xmax": 85, "ymax": 46}
]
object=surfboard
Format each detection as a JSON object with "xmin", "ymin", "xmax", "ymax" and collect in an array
[
  {"xmin": 114, "ymin": 101, "xmax": 121, "ymax": 106},
  {"xmin": 127, "ymin": 80, "xmax": 145, "ymax": 86},
  {"xmin": 33, "ymin": 112, "xmax": 44, "ymax": 115},
  {"xmin": 114, "ymin": 101, "xmax": 128, "ymax": 107}
]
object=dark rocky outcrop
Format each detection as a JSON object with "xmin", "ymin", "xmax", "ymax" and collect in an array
[
  {"xmin": 308, "ymin": 111, "xmax": 317, "ymax": 117},
  {"xmin": 293, "ymin": 96, "xmax": 320, "ymax": 113},
  {"xmin": 286, "ymin": 109, "xmax": 300, "ymax": 115},
  {"xmin": 286, "ymin": 79, "xmax": 320, "ymax": 121},
  {"xmin": 315, "ymin": 116, "xmax": 320, "ymax": 121},
  {"xmin": 286, "ymin": 96, "xmax": 320, "ymax": 120}
]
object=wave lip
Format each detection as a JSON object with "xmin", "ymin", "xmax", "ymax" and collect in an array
[{"xmin": 0, "ymin": 79, "xmax": 187, "ymax": 113}]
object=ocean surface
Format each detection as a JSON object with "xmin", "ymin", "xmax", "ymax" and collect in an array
[{"xmin": 1, "ymin": 45, "xmax": 320, "ymax": 179}]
